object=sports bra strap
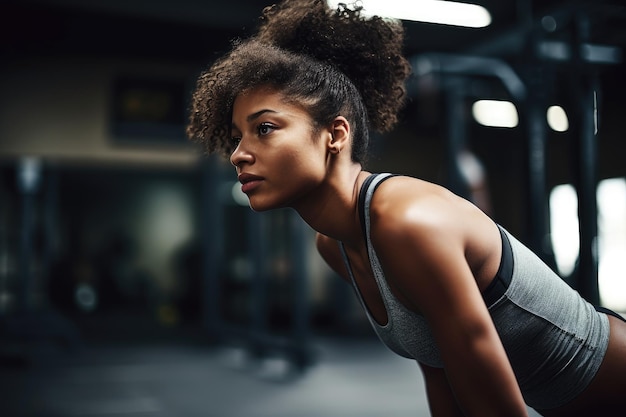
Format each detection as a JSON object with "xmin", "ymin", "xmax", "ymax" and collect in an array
[{"xmin": 358, "ymin": 173, "xmax": 398, "ymax": 239}]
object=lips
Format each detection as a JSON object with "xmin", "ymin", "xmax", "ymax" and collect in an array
[{"xmin": 238, "ymin": 173, "xmax": 264, "ymax": 194}]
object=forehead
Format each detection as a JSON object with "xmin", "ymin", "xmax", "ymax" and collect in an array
[
  {"xmin": 233, "ymin": 86, "xmax": 284, "ymax": 109},
  {"xmin": 232, "ymin": 86, "xmax": 311, "ymax": 122}
]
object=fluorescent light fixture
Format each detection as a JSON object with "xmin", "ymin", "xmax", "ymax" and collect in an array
[
  {"xmin": 549, "ymin": 184, "xmax": 579, "ymax": 277},
  {"xmin": 327, "ymin": 0, "xmax": 491, "ymax": 28},
  {"xmin": 598, "ymin": 178, "xmax": 626, "ymax": 312},
  {"xmin": 547, "ymin": 105, "xmax": 569, "ymax": 132},
  {"xmin": 550, "ymin": 178, "xmax": 626, "ymax": 312},
  {"xmin": 472, "ymin": 100, "xmax": 518, "ymax": 128}
]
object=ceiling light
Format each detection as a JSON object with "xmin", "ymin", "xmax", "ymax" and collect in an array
[
  {"xmin": 547, "ymin": 105, "xmax": 569, "ymax": 132},
  {"xmin": 327, "ymin": 0, "xmax": 492, "ymax": 28},
  {"xmin": 472, "ymin": 100, "xmax": 519, "ymax": 128}
]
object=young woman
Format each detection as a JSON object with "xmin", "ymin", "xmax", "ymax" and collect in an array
[{"xmin": 187, "ymin": 1, "xmax": 626, "ymax": 416}]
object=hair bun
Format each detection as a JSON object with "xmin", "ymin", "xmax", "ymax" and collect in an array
[{"xmin": 256, "ymin": 0, "xmax": 411, "ymax": 133}]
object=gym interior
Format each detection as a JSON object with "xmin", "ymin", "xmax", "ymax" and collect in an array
[{"xmin": 1, "ymin": 1, "xmax": 625, "ymax": 416}]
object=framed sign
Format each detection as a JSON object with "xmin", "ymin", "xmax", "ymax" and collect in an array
[{"xmin": 110, "ymin": 76, "xmax": 188, "ymax": 143}]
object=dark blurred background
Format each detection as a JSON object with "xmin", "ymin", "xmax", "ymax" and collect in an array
[{"xmin": 1, "ymin": 1, "xmax": 625, "ymax": 416}]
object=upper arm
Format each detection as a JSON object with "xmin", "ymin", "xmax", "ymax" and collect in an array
[{"xmin": 370, "ymin": 189, "xmax": 527, "ymax": 416}]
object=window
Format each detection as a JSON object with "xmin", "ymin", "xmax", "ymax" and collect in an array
[{"xmin": 549, "ymin": 178, "xmax": 626, "ymax": 312}]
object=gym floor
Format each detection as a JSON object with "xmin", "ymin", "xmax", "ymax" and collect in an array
[{"xmin": 0, "ymin": 312, "xmax": 542, "ymax": 417}]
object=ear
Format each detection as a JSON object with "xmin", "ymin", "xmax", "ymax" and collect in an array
[{"xmin": 327, "ymin": 116, "xmax": 350, "ymax": 154}]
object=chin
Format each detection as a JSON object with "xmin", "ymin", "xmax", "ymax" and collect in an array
[{"xmin": 247, "ymin": 197, "xmax": 283, "ymax": 212}]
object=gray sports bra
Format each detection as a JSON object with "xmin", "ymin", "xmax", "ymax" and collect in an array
[
  {"xmin": 338, "ymin": 173, "xmax": 610, "ymax": 409},
  {"xmin": 339, "ymin": 173, "xmax": 440, "ymax": 365}
]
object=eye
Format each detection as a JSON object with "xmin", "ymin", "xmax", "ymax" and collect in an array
[
  {"xmin": 257, "ymin": 122, "xmax": 276, "ymax": 136},
  {"xmin": 230, "ymin": 127, "xmax": 242, "ymax": 146}
]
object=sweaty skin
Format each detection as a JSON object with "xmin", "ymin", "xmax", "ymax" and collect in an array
[
  {"xmin": 183, "ymin": 0, "xmax": 626, "ymax": 413},
  {"xmin": 231, "ymin": 86, "xmax": 527, "ymax": 416},
  {"xmin": 231, "ymin": 86, "xmax": 626, "ymax": 417},
  {"xmin": 318, "ymin": 177, "xmax": 528, "ymax": 417}
]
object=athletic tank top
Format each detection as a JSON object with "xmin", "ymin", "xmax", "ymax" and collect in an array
[
  {"xmin": 339, "ymin": 173, "xmax": 610, "ymax": 409},
  {"xmin": 339, "ymin": 173, "xmax": 440, "ymax": 365}
]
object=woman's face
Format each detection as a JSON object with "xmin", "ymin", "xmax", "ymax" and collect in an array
[{"xmin": 230, "ymin": 87, "xmax": 330, "ymax": 212}]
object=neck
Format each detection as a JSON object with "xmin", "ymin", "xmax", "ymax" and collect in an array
[{"xmin": 293, "ymin": 162, "xmax": 368, "ymax": 244}]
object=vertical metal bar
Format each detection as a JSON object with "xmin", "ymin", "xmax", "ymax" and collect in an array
[
  {"xmin": 445, "ymin": 82, "xmax": 468, "ymax": 199},
  {"xmin": 289, "ymin": 210, "xmax": 311, "ymax": 370},
  {"xmin": 202, "ymin": 157, "xmax": 222, "ymax": 341},
  {"xmin": 571, "ymin": 14, "xmax": 600, "ymax": 304},
  {"xmin": 574, "ymin": 81, "xmax": 600, "ymax": 304},
  {"xmin": 18, "ymin": 184, "xmax": 34, "ymax": 311},
  {"xmin": 520, "ymin": 21, "xmax": 551, "ymax": 263},
  {"xmin": 41, "ymin": 166, "xmax": 59, "ymax": 309},
  {"xmin": 524, "ymin": 93, "xmax": 549, "ymax": 257},
  {"xmin": 248, "ymin": 209, "xmax": 267, "ymax": 355},
  {"xmin": 16, "ymin": 157, "xmax": 41, "ymax": 312},
  {"xmin": 578, "ymin": 84, "xmax": 600, "ymax": 303}
]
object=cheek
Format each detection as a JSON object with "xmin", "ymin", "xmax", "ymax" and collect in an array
[
  {"xmin": 275, "ymin": 152, "xmax": 322, "ymax": 183},
  {"xmin": 291, "ymin": 149, "xmax": 326, "ymax": 178},
  {"xmin": 276, "ymin": 138, "xmax": 326, "ymax": 173},
  {"xmin": 271, "ymin": 151, "xmax": 326, "ymax": 201}
]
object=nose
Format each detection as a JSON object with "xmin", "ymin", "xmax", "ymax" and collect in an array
[{"xmin": 230, "ymin": 139, "xmax": 254, "ymax": 168}]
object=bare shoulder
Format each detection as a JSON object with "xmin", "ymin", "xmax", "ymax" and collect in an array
[
  {"xmin": 368, "ymin": 176, "xmax": 469, "ymax": 242},
  {"xmin": 367, "ymin": 175, "xmax": 501, "ymax": 292}
]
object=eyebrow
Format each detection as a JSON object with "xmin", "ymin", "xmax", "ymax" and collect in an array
[
  {"xmin": 230, "ymin": 109, "xmax": 278, "ymax": 130},
  {"xmin": 247, "ymin": 109, "xmax": 278, "ymax": 122},
  {"xmin": 231, "ymin": 109, "xmax": 279, "ymax": 132}
]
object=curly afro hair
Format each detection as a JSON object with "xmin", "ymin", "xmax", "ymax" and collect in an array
[{"xmin": 186, "ymin": 0, "xmax": 411, "ymax": 163}]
